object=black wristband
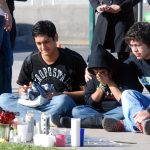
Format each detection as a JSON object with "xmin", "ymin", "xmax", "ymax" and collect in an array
[{"xmin": 99, "ymin": 83, "xmax": 107, "ymax": 92}]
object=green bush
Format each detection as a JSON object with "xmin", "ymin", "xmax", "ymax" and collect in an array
[{"xmin": 144, "ymin": 13, "xmax": 150, "ymax": 23}]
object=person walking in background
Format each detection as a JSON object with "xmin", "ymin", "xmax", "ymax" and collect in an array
[
  {"xmin": 0, "ymin": 0, "xmax": 13, "ymax": 94},
  {"xmin": 60, "ymin": 44, "xmax": 143, "ymax": 128},
  {"xmin": 0, "ymin": 20, "xmax": 87, "ymax": 126},
  {"xmin": 89, "ymin": 0, "xmax": 141, "ymax": 62},
  {"xmin": 102, "ymin": 22, "xmax": 150, "ymax": 135}
]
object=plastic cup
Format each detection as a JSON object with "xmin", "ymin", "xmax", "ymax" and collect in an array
[
  {"xmin": 17, "ymin": 124, "xmax": 28, "ymax": 143},
  {"xmin": 55, "ymin": 134, "xmax": 66, "ymax": 147},
  {"xmin": 80, "ymin": 128, "xmax": 84, "ymax": 146},
  {"xmin": 0, "ymin": 123, "xmax": 10, "ymax": 141}
]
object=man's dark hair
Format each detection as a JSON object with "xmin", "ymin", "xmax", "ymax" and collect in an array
[
  {"xmin": 125, "ymin": 22, "xmax": 150, "ymax": 47},
  {"xmin": 32, "ymin": 20, "xmax": 56, "ymax": 39}
]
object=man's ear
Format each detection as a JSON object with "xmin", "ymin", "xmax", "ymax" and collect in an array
[{"xmin": 54, "ymin": 33, "xmax": 58, "ymax": 42}]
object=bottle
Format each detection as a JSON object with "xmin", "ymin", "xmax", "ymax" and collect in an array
[
  {"xmin": 35, "ymin": 121, "xmax": 41, "ymax": 135},
  {"xmin": 25, "ymin": 111, "xmax": 34, "ymax": 142},
  {"xmin": 41, "ymin": 112, "xmax": 49, "ymax": 134}
]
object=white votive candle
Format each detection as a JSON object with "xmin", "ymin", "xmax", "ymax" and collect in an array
[{"xmin": 71, "ymin": 118, "xmax": 80, "ymax": 147}]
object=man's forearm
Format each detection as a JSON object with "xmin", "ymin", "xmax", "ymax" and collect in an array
[
  {"xmin": 108, "ymin": 82, "xmax": 122, "ymax": 102},
  {"xmin": 91, "ymin": 84, "xmax": 105, "ymax": 102},
  {"xmin": 63, "ymin": 91, "xmax": 85, "ymax": 102},
  {"xmin": 0, "ymin": 0, "xmax": 12, "ymax": 31},
  {"xmin": 0, "ymin": 0, "xmax": 11, "ymax": 15}
]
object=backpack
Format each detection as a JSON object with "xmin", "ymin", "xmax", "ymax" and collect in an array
[{"xmin": 25, "ymin": 51, "xmax": 37, "ymax": 80}]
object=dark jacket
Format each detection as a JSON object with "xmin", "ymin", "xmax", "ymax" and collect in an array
[
  {"xmin": 85, "ymin": 44, "xmax": 143, "ymax": 111},
  {"xmin": 125, "ymin": 54, "xmax": 150, "ymax": 93},
  {"xmin": 90, "ymin": 0, "xmax": 141, "ymax": 53},
  {"xmin": 6, "ymin": 0, "xmax": 14, "ymax": 15}
]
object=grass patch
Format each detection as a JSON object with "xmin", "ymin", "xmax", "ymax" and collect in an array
[{"xmin": 0, "ymin": 142, "xmax": 62, "ymax": 150}]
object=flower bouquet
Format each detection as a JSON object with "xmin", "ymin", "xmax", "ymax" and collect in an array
[{"xmin": 0, "ymin": 107, "xmax": 18, "ymax": 142}]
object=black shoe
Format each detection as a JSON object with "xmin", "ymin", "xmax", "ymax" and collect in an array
[
  {"xmin": 142, "ymin": 119, "xmax": 150, "ymax": 135},
  {"xmin": 81, "ymin": 116, "xmax": 103, "ymax": 128},
  {"xmin": 60, "ymin": 116, "xmax": 103, "ymax": 128},
  {"xmin": 60, "ymin": 116, "xmax": 71, "ymax": 128}
]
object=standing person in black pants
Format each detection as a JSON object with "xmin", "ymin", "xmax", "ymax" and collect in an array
[
  {"xmin": 6, "ymin": 0, "xmax": 16, "ymax": 49},
  {"xmin": 6, "ymin": 0, "xmax": 27, "ymax": 49},
  {"xmin": 89, "ymin": 0, "xmax": 142, "ymax": 62},
  {"xmin": 0, "ymin": 0, "xmax": 13, "ymax": 94}
]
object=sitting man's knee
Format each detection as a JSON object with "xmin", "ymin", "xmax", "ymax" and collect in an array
[
  {"xmin": 121, "ymin": 90, "xmax": 135, "ymax": 101},
  {"xmin": 53, "ymin": 94, "xmax": 75, "ymax": 107},
  {"xmin": 72, "ymin": 105, "xmax": 84, "ymax": 117}
]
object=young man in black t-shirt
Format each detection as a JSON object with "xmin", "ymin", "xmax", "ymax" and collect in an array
[
  {"xmin": 102, "ymin": 22, "xmax": 150, "ymax": 135},
  {"xmin": 0, "ymin": 20, "xmax": 87, "ymax": 126}
]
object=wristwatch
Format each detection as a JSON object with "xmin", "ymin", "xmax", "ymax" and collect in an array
[{"xmin": 146, "ymin": 106, "xmax": 150, "ymax": 114}]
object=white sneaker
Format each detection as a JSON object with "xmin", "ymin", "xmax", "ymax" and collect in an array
[
  {"xmin": 49, "ymin": 116, "xmax": 57, "ymax": 127},
  {"xmin": 18, "ymin": 95, "xmax": 48, "ymax": 107}
]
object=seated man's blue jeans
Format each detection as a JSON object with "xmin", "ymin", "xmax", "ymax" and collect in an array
[
  {"xmin": 121, "ymin": 90, "xmax": 150, "ymax": 132},
  {"xmin": 0, "ymin": 93, "xmax": 76, "ymax": 126},
  {"xmin": 0, "ymin": 15, "xmax": 13, "ymax": 94},
  {"xmin": 72, "ymin": 105, "xmax": 123, "ymax": 128}
]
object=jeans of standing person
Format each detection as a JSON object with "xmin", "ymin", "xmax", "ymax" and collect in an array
[
  {"xmin": 0, "ymin": 16, "xmax": 4, "ymax": 46},
  {"xmin": 72, "ymin": 105, "xmax": 124, "ymax": 127},
  {"xmin": 0, "ymin": 15, "xmax": 13, "ymax": 94},
  {"xmin": 0, "ymin": 93, "xmax": 76, "ymax": 125},
  {"xmin": 121, "ymin": 90, "xmax": 150, "ymax": 132}
]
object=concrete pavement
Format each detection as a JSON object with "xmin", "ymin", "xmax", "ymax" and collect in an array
[{"xmin": 65, "ymin": 129, "xmax": 150, "ymax": 150}]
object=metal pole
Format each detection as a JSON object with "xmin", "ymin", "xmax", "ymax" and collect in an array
[
  {"xmin": 89, "ymin": 3, "xmax": 95, "ymax": 49},
  {"xmin": 138, "ymin": 1, "xmax": 143, "ymax": 22}
]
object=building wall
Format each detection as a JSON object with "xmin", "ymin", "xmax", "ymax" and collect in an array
[
  {"xmin": 15, "ymin": 0, "xmax": 88, "ymax": 6},
  {"xmin": 14, "ymin": 1, "xmax": 89, "ymax": 45}
]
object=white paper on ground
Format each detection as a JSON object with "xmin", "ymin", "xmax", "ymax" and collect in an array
[{"xmin": 18, "ymin": 95, "xmax": 48, "ymax": 107}]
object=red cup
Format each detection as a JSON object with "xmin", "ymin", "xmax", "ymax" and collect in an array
[{"xmin": 55, "ymin": 134, "xmax": 66, "ymax": 147}]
